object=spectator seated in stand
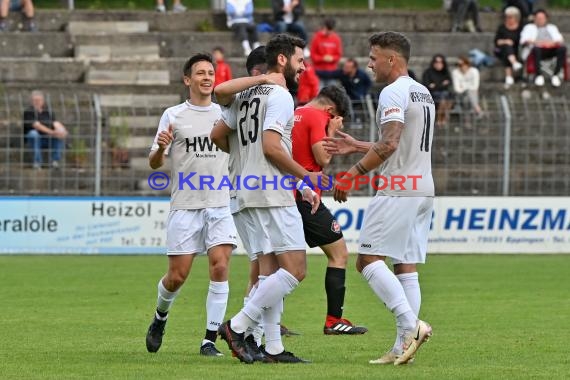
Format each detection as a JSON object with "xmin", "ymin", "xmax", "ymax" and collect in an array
[
  {"xmin": 423, "ymin": 54, "xmax": 454, "ymax": 128},
  {"xmin": 494, "ymin": 6, "xmax": 524, "ymax": 88},
  {"xmin": 451, "ymin": 56, "xmax": 483, "ymax": 118},
  {"xmin": 520, "ymin": 9, "xmax": 567, "ymax": 87},
  {"xmin": 334, "ymin": 58, "xmax": 372, "ymax": 102},
  {"xmin": 272, "ymin": 0, "xmax": 309, "ymax": 56},
  {"xmin": 226, "ymin": 0, "xmax": 260, "ymax": 57},
  {"xmin": 23, "ymin": 90, "xmax": 68, "ymax": 170},
  {"xmin": 0, "ymin": 0, "xmax": 36, "ymax": 32}
]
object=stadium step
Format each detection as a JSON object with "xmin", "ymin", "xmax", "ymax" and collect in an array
[
  {"xmin": 11, "ymin": 9, "xmax": 570, "ymax": 34},
  {"xmin": 98, "ymin": 94, "xmax": 180, "ymax": 108},
  {"xmin": 75, "ymin": 44, "xmax": 160, "ymax": 61},
  {"xmin": 67, "ymin": 21, "xmax": 150, "ymax": 35},
  {"xmin": 86, "ymin": 69, "xmax": 170, "ymax": 85}
]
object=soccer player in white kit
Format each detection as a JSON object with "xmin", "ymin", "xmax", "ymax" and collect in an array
[
  {"xmin": 327, "ymin": 32, "xmax": 434, "ymax": 365},
  {"xmin": 145, "ymin": 53, "xmax": 237, "ymax": 357},
  {"xmin": 213, "ymin": 34, "xmax": 327, "ymax": 364},
  {"xmin": 211, "ymin": 46, "xmax": 270, "ymax": 361}
]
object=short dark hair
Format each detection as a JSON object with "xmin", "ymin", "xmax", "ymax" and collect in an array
[
  {"xmin": 212, "ymin": 46, "xmax": 225, "ymax": 54},
  {"xmin": 183, "ymin": 53, "xmax": 214, "ymax": 76},
  {"xmin": 346, "ymin": 58, "xmax": 358, "ymax": 69},
  {"xmin": 265, "ymin": 34, "xmax": 306, "ymax": 69},
  {"xmin": 246, "ymin": 46, "xmax": 266, "ymax": 75},
  {"xmin": 317, "ymin": 85, "xmax": 351, "ymax": 119},
  {"xmin": 368, "ymin": 32, "xmax": 411, "ymax": 62},
  {"xmin": 323, "ymin": 18, "xmax": 336, "ymax": 30},
  {"xmin": 534, "ymin": 8, "xmax": 548, "ymax": 18}
]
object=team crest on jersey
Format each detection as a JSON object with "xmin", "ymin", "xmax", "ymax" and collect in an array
[
  {"xmin": 331, "ymin": 220, "xmax": 341, "ymax": 234},
  {"xmin": 384, "ymin": 107, "xmax": 401, "ymax": 117}
]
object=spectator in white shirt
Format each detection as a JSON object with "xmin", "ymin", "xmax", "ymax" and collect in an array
[
  {"xmin": 520, "ymin": 9, "xmax": 566, "ymax": 87},
  {"xmin": 451, "ymin": 56, "xmax": 483, "ymax": 117}
]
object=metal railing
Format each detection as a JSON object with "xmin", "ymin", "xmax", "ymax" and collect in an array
[{"xmin": 1, "ymin": 90, "xmax": 569, "ymax": 197}]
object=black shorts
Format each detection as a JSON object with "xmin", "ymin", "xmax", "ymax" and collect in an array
[{"xmin": 296, "ymin": 197, "xmax": 343, "ymax": 248}]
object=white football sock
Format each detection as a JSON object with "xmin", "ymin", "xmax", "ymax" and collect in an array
[
  {"xmin": 361, "ymin": 260, "xmax": 416, "ymax": 331},
  {"xmin": 251, "ymin": 276, "xmax": 266, "ymax": 346},
  {"xmin": 391, "ymin": 272, "xmax": 421, "ymax": 353},
  {"xmin": 206, "ymin": 280, "xmax": 229, "ymax": 333},
  {"xmin": 397, "ymin": 272, "xmax": 421, "ymax": 317},
  {"xmin": 156, "ymin": 278, "xmax": 180, "ymax": 318},
  {"xmin": 263, "ymin": 298, "xmax": 284, "ymax": 355},
  {"xmin": 231, "ymin": 269, "xmax": 298, "ymax": 333}
]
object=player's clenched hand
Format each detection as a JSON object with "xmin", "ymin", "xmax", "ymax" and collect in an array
[
  {"xmin": 327, "ymin": 116, "xmax": 343, "ymax": 136},
  {"xmin": 301, "ymin": 188, "xmax": 320, "ymax": 214},
  {"xmin": 306, "ymin": 171, "xmax": 330, "ymax": 191},
  {"xmin": 323, "ymin": 130, "xmax": 357, "ymax": 155},
  {"xmin": 157, "ymin": 125, "xmax": 174, "ymax": 150}
]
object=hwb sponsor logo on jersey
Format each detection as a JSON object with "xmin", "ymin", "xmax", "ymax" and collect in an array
[{"xmin": 185, "ymin": 136, "xmax": 221, "ymax": 153}]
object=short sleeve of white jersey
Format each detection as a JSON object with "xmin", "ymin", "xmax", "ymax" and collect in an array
[
  {"xmin": 151, "ymin": 109, "xmax": 172, "ymax": 154},
  {"xmin": 263, "ymin": 87, "xmax": 294, "ymax": 135},
  {"xmin": 221, "ymin": 99, "xmax": 239, "ymax": 130},
  {"xmin": 379, "ymin": 82, "xmax": 409, "ymax": 125}
]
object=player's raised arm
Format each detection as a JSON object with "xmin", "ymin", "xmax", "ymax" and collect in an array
[
  {"xmin": 323, "ymin": 130, "xmax": 373, "ymax": 155},
  {"xmin": 333, "ymin": 121, "xmax": 403, "ymax": 202},
  {"xmin": 149, "ymin": 123, "xmax": 173, "ymax": 170},
  {"xmin": 214, "ymin": 73, "xmax": 284, "ymax": 106}
]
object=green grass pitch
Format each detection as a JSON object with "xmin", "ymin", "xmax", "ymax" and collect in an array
[{"xmin": 1, "ymin": 254, "xmax": 568, "ymax": 379}]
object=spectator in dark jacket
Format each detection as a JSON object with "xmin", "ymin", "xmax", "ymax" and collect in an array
[
  {"xmin": 272, "ymin": 0, "xmax": 308, "ymax": 48},
  {"xmin": 335, "ymin": 58, "xmax": 372, "ymax": 101},
  {"xmin": 494, "ymin": 6, "xmax": 523, "ymax": 88},
  {"xmin": 23, "ymin": 90, "xmax": 68, "ymax": 169},
  {"xmin": 423, "ymin": 54, "xmax": 454, "ymax": 128}
]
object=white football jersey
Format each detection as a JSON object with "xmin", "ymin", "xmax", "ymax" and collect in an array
[
  {"xmin": 228, "ymin": 84, "xmax": 296, "ymax": 208},
  {"xmin": 376, "ymin": 76, "xmax": 435, "ymax": 196},
  {"xmin": 151, "ymin": 101, "xmax": 229, "ymax": 210},
  {"xmin": 221, "ymin": 99, "xmax": 242, "ymax": 213}
]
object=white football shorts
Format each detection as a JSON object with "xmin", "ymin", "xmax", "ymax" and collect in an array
[
  {"xmin": 166, "ymin": 206, "xmax": 237, "ymax": 255},
  {"xmin": 240, "ymin": 206, "xmax": 306, "ymax": 255},
  {"xmin": 358, "ymin": 196, "xmax": 433, "ymax": 264}
]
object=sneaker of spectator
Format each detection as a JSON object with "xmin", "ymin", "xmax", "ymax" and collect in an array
[
  {"xmin": 0, "ymin": 0, "xmax": 37, "ymax": 32},
  {"xmin": 156, "ymin": 4, "xmax": 166, "ymax": 12},
  {"xmin": 172, "ymin": 2, "xmax": 187, "ymax": 13}
]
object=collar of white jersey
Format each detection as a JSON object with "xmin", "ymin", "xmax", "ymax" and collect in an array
[{"xmin": 184, "ymin": 100, "xmax": 215, "ymax": 112}]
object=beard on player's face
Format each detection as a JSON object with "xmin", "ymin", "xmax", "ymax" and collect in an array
[{"xmin": 284, "ymin": 61, "xmax": 299, "ymax": 91}]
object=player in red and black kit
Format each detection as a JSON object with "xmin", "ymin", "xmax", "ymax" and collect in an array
[{"xmin": 292, "ymin": 86, "xmax": 368, "ymax": 335}]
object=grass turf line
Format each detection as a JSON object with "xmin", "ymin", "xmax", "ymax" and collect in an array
[{"xmin": 0, "ymin": 254, "xmax": 568, "ymax": 379}]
